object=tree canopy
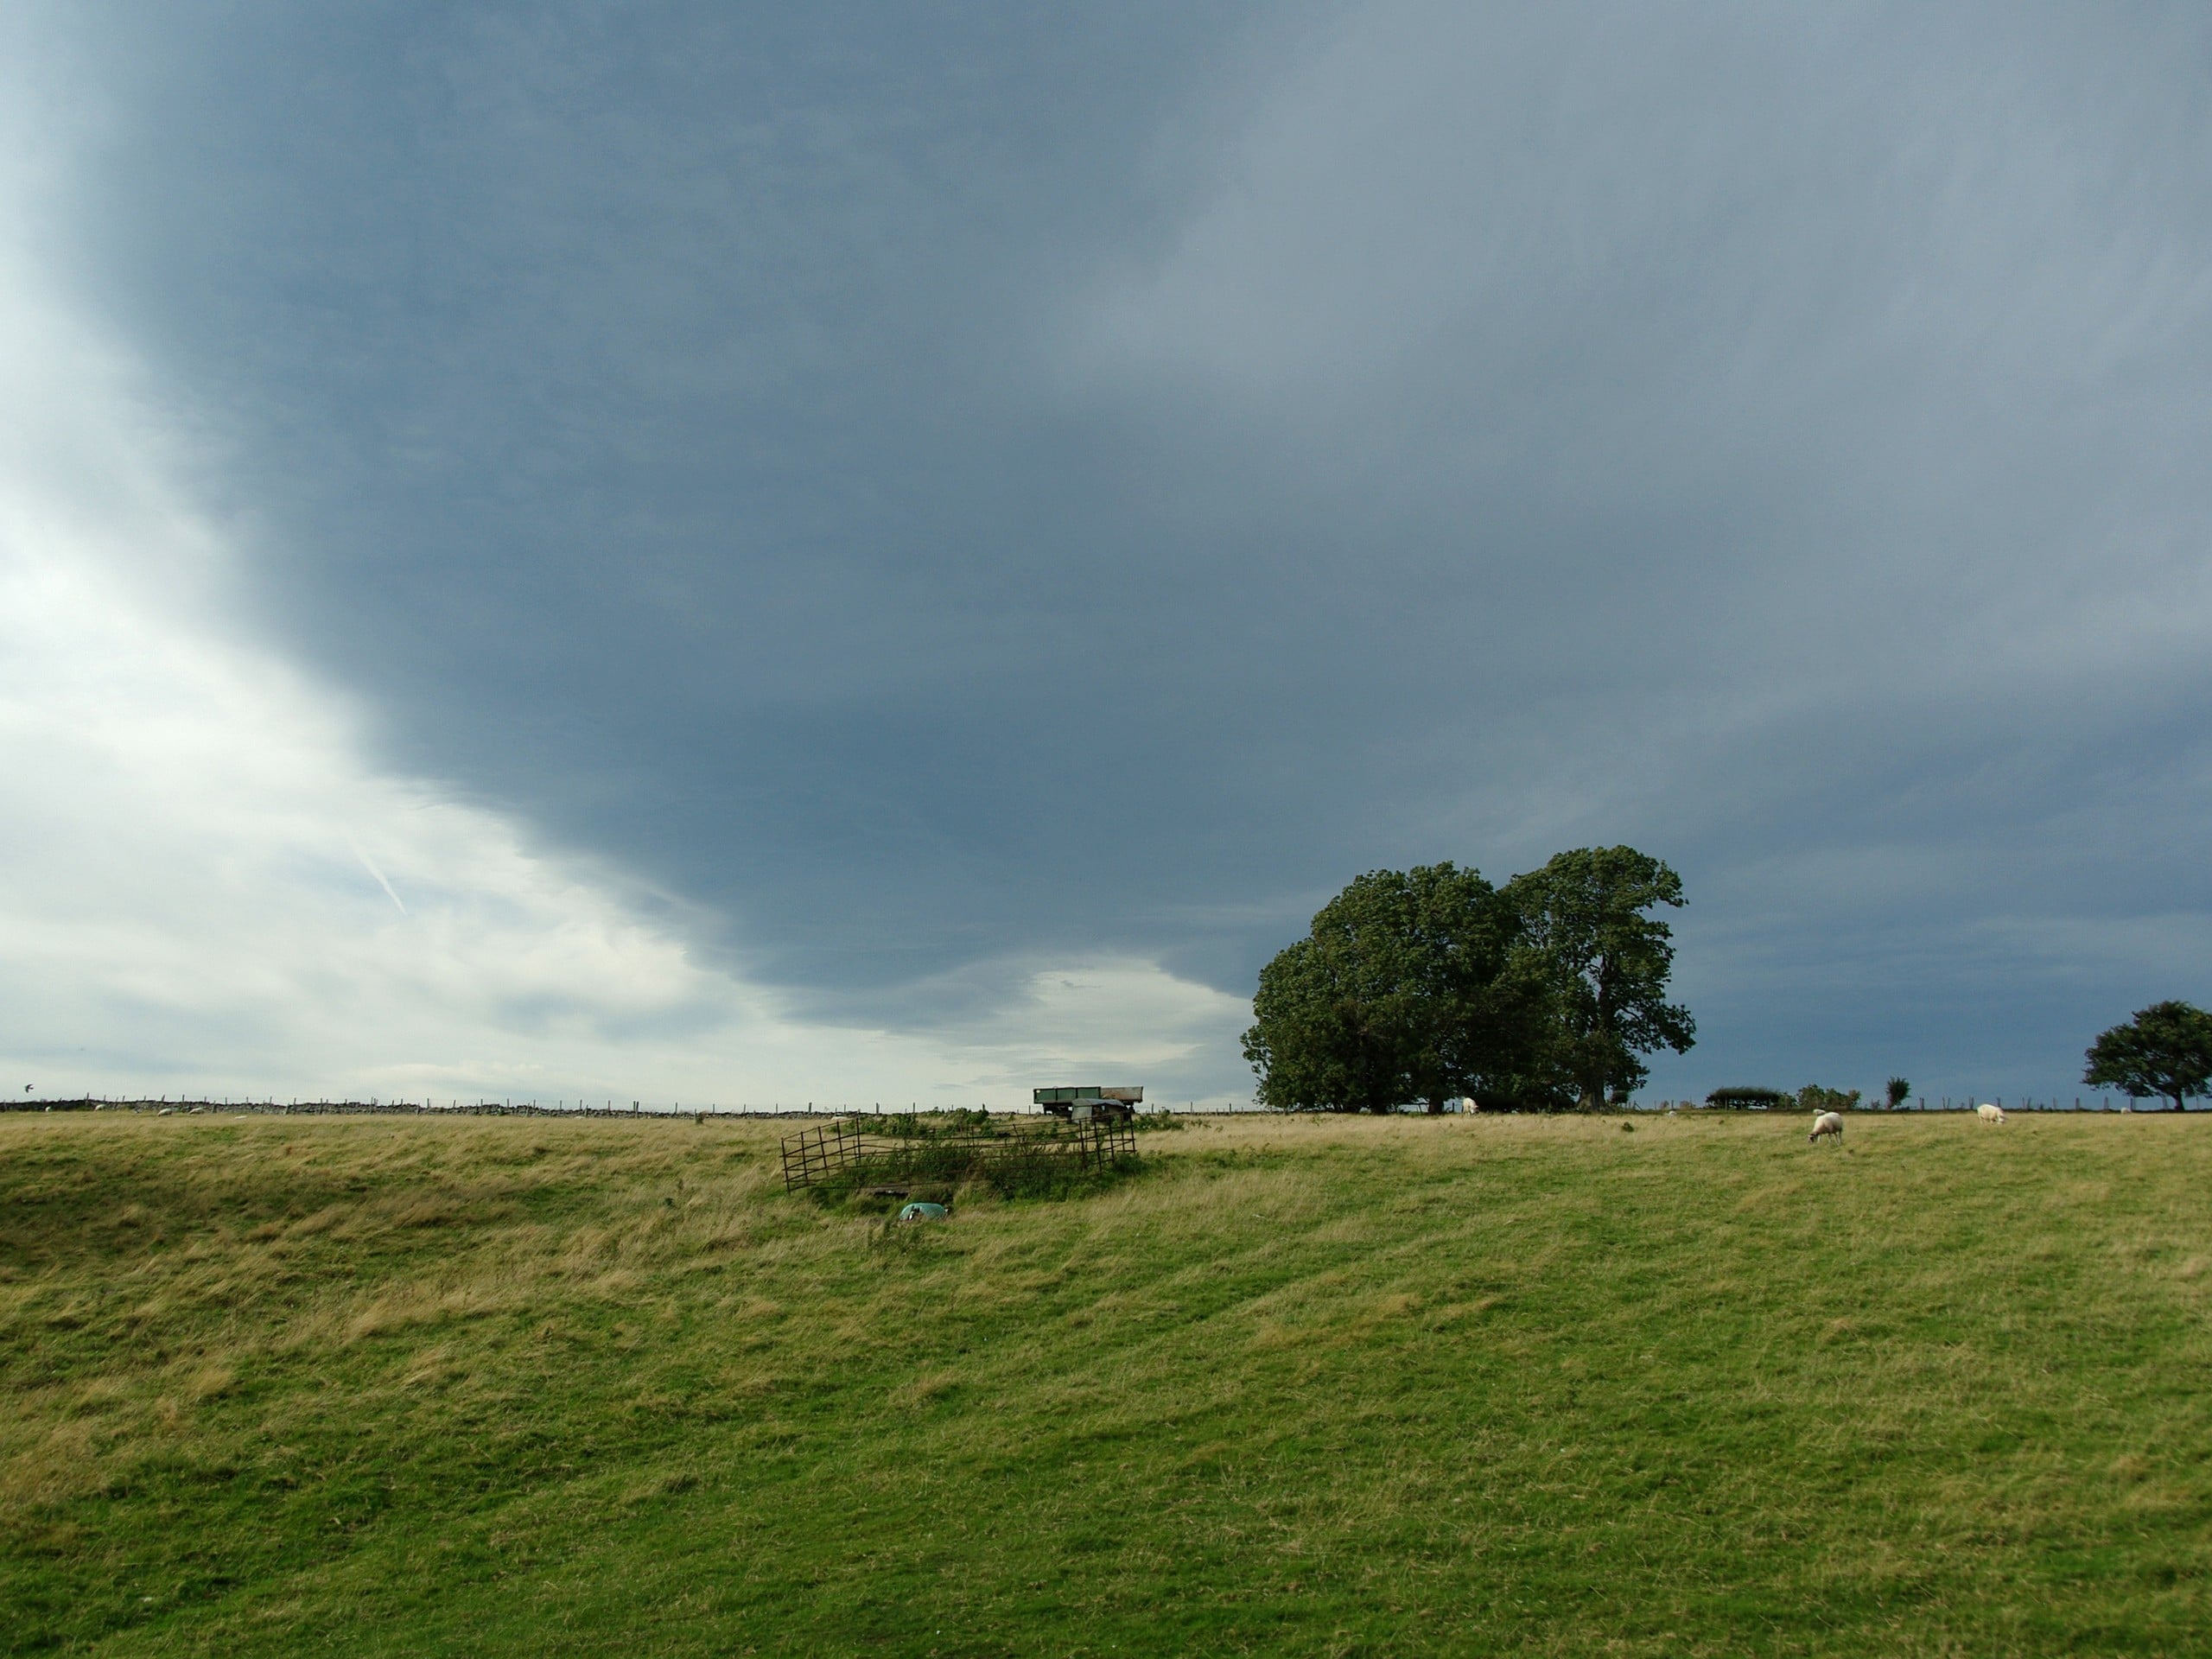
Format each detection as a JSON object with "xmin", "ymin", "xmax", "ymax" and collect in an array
[
  {"xmin": 1242, "ymin": 863, "xmax": 1542, "ymax": 1112},
  {"xmin": 2083, "ymin": 1001, "xmax": 2212, "ymax": 1111},
  {"xmin": 1244, "ymin": 849, "xmax": 1694, "ymax": 1112},
  {"xmin": 1503, "ymin": 847, "xmax": 1695, "ymax": 1109}
]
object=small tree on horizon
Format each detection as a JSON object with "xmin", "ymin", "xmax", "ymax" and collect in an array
[
  {"xmin": 1797, "ymin": 1084, "xmax": 1860, "ymax": 1115},
  {"xmin": 1886, "ymin": 1077, "xmax": 1910, "ymax": 1109},
  {"xmin": 2083, "ymin": 1001, "xmax": 2212, "ymax": 1112}
]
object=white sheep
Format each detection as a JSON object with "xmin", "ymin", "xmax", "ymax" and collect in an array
[
  {"xmin": 1976, "ymin": 1103, "xmax": 2006, "ymax": 1124},
  {"xmin": 1808, "ymin": 1110, "xmax": 1844, "ymax": 1144}
]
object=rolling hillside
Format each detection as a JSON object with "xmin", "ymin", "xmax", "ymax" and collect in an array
[{"xmin": 3, "ymin": 1110, "xmax": 2206, "ymax": 1656}]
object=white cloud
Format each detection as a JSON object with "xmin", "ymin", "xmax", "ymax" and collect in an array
[{"xmin": 0, "ymin": 237, "xmax": 1251, "ymax": 1109}]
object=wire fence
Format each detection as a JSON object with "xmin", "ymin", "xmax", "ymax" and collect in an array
[
  {"xmin": 0, "ymin": 1096, "xmax": 950, "ymax": 1119},
  {"xmin": 1653, "ymin": 1096, "xmax": 2204, "ymax": 1113},
  {"xmin": 5, "ymin": 1094, "xmax": 2204, "ymax": 1118}
]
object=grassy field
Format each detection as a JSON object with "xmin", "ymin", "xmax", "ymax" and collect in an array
[{"xmin": 2, "ymin": 1109, "xmax": 2207, "ymax": 1656}]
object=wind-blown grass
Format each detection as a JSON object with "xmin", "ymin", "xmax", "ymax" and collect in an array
[{"xmin": 1, "ymin": 1111, "xmax": 2206, "ymax": 1655}]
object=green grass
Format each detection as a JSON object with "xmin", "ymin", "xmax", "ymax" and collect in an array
[{"xmin": 2, "ymin": 1110, "xmax": 2207, "ymax": 1656}]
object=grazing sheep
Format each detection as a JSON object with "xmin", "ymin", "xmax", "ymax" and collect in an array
[
  {"xmin": 1976, "ymin": 1103, "xmax": 2006, "ymax": 1124},
  {"xmin": 1808, "ymin": 1110, "xmax": 1845, "ymax": 1144}
]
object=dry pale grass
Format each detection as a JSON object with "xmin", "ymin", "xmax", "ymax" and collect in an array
[{"xmin": 0, "ymin": 1115, "xmax": 789, "ymax": 1513}]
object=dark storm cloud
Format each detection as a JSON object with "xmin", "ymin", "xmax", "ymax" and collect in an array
[{"xmin": 30, "ymin": 1, "xmax": 2212, "ymax": 1094}]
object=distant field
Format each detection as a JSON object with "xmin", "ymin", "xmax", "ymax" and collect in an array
[{"xmin": 2, "ymin": 1110, "xmax": 2206, "ymax": 1656}]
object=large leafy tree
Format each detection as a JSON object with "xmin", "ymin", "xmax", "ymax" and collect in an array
[
  {"xmin": 1243, "ymin": 863, "xmax": 1537, "ymax": 1112},
  {"xmin": 1503, "ymin": 847, "xmax": 1695, "ymax": 1109},
  {"xmin": 2083, "ymin": 1001, "xmax": 2212, "ymax": 1111}
]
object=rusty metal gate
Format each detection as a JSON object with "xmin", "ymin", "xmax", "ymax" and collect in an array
[{"xmin": 779, "ymin": 1116, "xmax": 1136, "ymax": 1193}]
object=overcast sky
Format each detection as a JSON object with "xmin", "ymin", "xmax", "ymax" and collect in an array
[{"xmin": 3, "ymin": 3, "xmax": 2209, "ymax": 1107}]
